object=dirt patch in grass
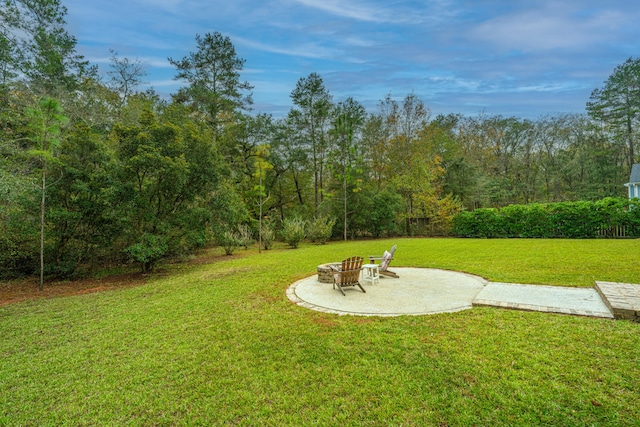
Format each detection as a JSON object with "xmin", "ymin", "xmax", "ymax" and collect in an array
[
  {"xmin": 0, "ymin": 248, "xmax": 247, "ymax": 307},
  {"xmin": 0, "ymin": 272, "xmax": 148, "ymax": 307}
]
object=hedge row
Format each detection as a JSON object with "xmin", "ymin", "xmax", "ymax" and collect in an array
[{"xmin": 452, "ymin": 198, "xmax": 640, "ymax": 238}]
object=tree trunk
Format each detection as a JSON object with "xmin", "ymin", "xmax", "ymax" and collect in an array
[
  {"xmin": 258, "ymin": 174, "xmax": 263, "ymax": 253},
  {"xmin": 627, "ymin": 115, "xmax": 634, "ymax": 168},
  {"xmin": 40, "ymin": 163, "xmax": 45, "ymax": 292},
  {"xmin": 343, "ymin": 170, "xmax": 347, "ymax": 241}
]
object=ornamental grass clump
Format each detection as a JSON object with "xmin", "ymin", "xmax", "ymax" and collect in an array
[
  {"xmin": 217, "ymin": 230, "xmax": 241, "ymax": 255},
  {"xmin": 235, "ymin": 224, "xmax": 255, "ymax": 250},
  {"xmin": 260, "ymin": 219, "xmax": 276, "ymax": 250}
]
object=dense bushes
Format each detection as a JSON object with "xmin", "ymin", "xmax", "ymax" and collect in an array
[
  {"xmin": 452, "ymin": 198, "xmax": 640, "ymax": 238},
  {"xmin": 280, "ymin": 217, "xmax": 307, "ymax": 248},
  {"xmin": 307, "ymin": 216, "xmax": 335, "ymax": 244}
]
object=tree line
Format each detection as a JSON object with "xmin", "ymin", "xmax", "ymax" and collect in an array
[{"xmin": 2, "ymin": 0, "xmax": 639, "ymax": 280}]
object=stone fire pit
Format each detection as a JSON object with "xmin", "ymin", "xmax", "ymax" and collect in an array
[{"xmin": 317, "ymin": 262, "xmax": 341, "ymax": 283}]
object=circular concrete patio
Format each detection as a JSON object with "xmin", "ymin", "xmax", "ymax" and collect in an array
[
  {"xmin": 287, "ymin": 267, "xmax": 488, "ymax": 316},
  {"xmin": 286, "ymin": 267, "xmax": 615, "ymax": 318}
]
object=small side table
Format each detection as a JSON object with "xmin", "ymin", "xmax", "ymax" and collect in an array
[{"xmin": 361, "ymin": 263, "xmax": 380, "ymax": 285}]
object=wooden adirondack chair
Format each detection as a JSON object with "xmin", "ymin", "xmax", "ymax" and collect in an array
[
  {"xmin": 368, "ymin": 244, "xmax": 399, "ymax": 278},
  {"xmin": 331, "ymin": 256, "xmax": 366, "ymax": 296}
]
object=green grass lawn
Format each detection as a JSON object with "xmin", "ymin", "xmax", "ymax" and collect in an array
[{"xmin": 1, "ymin": 238, "xmax": 639, "ymax": 426}]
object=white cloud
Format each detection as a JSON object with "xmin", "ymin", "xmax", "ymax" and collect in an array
[
  {"xmin": 470, "ymin": 5, "xmax": 631, "ymax": 52},
  {"xmin": 287, "ymin": 0, "xmax": 443, "ymax": 25},
  {"xmin": 233, "ymin": 35, "xmax": 341, "ymax": 60},
  {"xmin": 147, "ymin": 79, "xmax": 179, "ymax": 88},
  {"xmin": 289, "ymin": 0, "xmax": 393, "ymax": 23}
]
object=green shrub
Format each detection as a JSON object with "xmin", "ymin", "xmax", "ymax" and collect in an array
[
  {"xmin": 549, "ymin": 201, "xmax": 598, "ymax": 238},
  {"xmin": 453, "ymin": 208, "xmax": 502, "ymax": 238},
  {"xmin": 125, "ymin": 233, "xmax": 168, "ymax": 272},
  {"xmin": 307, "ymin": 216, "xmax": 335, "ymax": 244},
  {"xmin": 451, "ymin": 211, "xmax": 475, "ymax": 237},
  {"xmin": 452, "ymin": 197, "xmax": 640, "ymax": 239},
  {"xmin": 599, "ymin": 197, "xmax": 640, "ymax": 236},
  {"xmin": 500, "ymin": 204, "xmax": 528, "ymax": 237},
  {"xmin": 280, "ymin": 217, "xmax": 307, "ymax": 248},
  {"xmin": 217, "ymin": 230, "xmax": 241, "ymax": 255},
  {"xmin": 522, "ymin": 203, "xmax": 554, "ymax": 237}
]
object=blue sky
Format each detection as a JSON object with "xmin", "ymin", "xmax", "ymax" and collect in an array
[{"xmin": 63, "ymin": 0, "xmax": 640, "ymax": 119}]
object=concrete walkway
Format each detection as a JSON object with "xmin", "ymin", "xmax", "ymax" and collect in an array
[
  {"xmin": 287, "ymin": 267, "xmax": 616, "ymax": 319},
  {"xmin": 474, "ymin": 282, "xmax": 613, "ymax": 318}
]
